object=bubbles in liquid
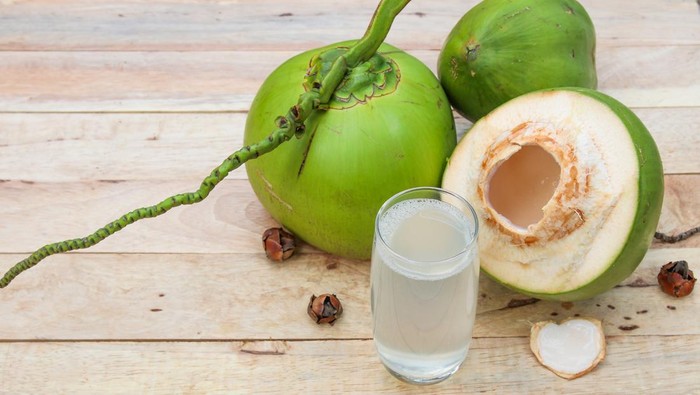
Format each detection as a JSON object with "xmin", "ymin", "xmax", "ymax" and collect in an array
[
  {"xmin": 371, "ymin": 198, "xmax": 480, "ymax": 382},
  {"xmin": 377, "ymin": 198, "xmax": 476, "ymax": 281}
]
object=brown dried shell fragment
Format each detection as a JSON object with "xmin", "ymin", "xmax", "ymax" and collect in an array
[
  {"xmin": 530, "ymin": 317, "xmax": 606, "ymax": 380},
  {"xmin": 262, "ymin": 227, "xmax": 296, "ymax": 262},
  {"xmin": 657, "ymin": 260, "xmax": 696, "ymax": 298},
  {"xmin": 307, "ymin": 294, "xmax": 343, "ymax": 326}
]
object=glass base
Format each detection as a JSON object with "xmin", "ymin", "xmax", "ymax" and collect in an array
[{"xmin": 381, "ymin": 360, "xmax": 462, "ymax": 385}]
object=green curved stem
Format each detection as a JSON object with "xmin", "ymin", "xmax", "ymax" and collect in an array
[{"xmin": 0, "ymin": 0, "xmax": 411, "ymax": 289}]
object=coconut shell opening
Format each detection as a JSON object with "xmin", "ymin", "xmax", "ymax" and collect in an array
[{"xmin": 487, "ymin": 144, "xmax": 561, "ymax": 229}]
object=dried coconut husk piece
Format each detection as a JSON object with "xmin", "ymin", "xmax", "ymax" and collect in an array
[{"xmin": 530, "ymin": 317, "xmax": 606, "ymax": 379}]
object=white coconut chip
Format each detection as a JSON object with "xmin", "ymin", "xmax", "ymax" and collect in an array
[{"xmin": 530, "ymin": 317, "xmax": 606, "ymax": 379}]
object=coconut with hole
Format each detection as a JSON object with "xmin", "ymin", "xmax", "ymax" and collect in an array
[{"xmin": 442, "ymin": 88, "xmax": 664, "ymax": 301}]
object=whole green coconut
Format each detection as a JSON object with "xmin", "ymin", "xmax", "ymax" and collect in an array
[
  {"xmin": 245, "ymin": 41, "xmax": 456, "ymax": 259},
  {"xmin": 438, "ymin": 0, "xmax": 597, "ymax": 121}
]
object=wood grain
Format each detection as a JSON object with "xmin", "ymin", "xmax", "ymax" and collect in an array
[
  {"xmin": 1, "ymin": 45, "xmax": 699, "ymax": 112},
  {"xmin": 0, "ymin": 179, "xmax": 268, "ymax": 254},
  {"xmin": 0, "ymin": 336, "xmax": 698, "ymax": 393},
  {"xmin": 0, "ymin": 0, "xmax": 698, "ymax": 392},
  {"xmin": 0, "ymin": 113, "xmax": 248, "ymax": 182},
  {"xmin": 0, "ymin": 107, "xmax": 697, "ymax": 183},
  {"xmin": 0, "ymin": 0, "xmax": 698, "ymax": 51},
  {"xmin": 0, "ymin": 247, "xmax": 696, "ymax": 340},
  {"xmin": 655, "ymin": 174, "xmax": 700, "ymax": 249},
  {"xmin": 0, "ymin": 176, "xmax": 697, "ymax": 255}
]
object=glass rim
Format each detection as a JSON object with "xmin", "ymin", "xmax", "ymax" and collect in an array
[{"xmin": 374, "ymin": 186, "xmax": 479, "ymax": 265}]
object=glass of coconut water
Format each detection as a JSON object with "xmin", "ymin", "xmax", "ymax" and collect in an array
[{"xmin": 371, "ymin": 187, "xmax": 479, "ymax": 385}]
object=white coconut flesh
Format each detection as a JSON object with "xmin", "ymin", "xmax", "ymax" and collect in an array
[
  {"xmin": 530, "ymin": 318, "xmax": 606, "ymax": 379},
  {"xmin": 443, "ymin": 90, "xmax": 639, "ymax": 294}
]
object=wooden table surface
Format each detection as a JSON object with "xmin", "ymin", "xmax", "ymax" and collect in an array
[{"xmin": 1, "ymin": 0, "xmax": 699, "ymax": 393}]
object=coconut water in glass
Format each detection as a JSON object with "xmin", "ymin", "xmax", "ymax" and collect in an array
[{"xmin": 371, "ymin": 187, "xmax": 479, "ymax": 385}]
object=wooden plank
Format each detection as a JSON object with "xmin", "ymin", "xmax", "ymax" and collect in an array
[
  {"xmin": 655, "ymin": 174, "xmax": 700, "ymax": 249},
  {"xmin": 0, "ymin": 0, "xmax": 698, "ymax": 52},
  {"xmin": 634, "ymin": 107, "xmax": 700, "ymax": 175},
  {"xmin": 0, "ymin": 175, "xmax": 697, "ymax": 255},
  {"xmin": 1, "ymin": 46, "xmax": 699, "ymax": 112},
  {"xmin": 0, "ymin": 113, "xmax": 248, "ymax": 182},
  {"xmin": 0, "ymin": 179, "xmax": 268, "ymax": 255},
  {"xmin": 0, "ymin": 0, "xmax": 694, "ymax": 392},
  {"xmin": 0, "ymin": 107, "xmax": 697, "ymax": 183},
  {"xmin": 0, "ymin": 109, "xmax": 690, "ymax": 182},
  {"xmin": 0, "ymin": 51, "xmax": 264, "ymax": 113},
  {"xmin": 0, "ymin": 336, "xmax": 698, "ymax": 393},
  {"xmin": 598, "ymin": 45, "xmax": 700, "ymax": 108},
  {"xmin": 0, "ymin": 247, "xmax": 696, "ymax": 340}
]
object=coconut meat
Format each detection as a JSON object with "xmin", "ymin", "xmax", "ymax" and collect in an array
[
  {"xmin": 443, "ymin": 90, "xmax": 640, "ymax": 294},
  {"xmin": 530, "ymin": 318, "xmax": 606, "ymax": 379}
]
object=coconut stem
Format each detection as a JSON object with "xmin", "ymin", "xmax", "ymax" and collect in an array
[
  {"xmin": 0, "ymin": 0, "xmax": 411, "ymax": 289},
  {"xmin": 654, "ymin": 226, "xmax": 700, "ymax": 244}
]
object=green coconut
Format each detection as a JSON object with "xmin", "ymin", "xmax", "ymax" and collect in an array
[
  {"xmin": 442, "ymin": 88, "xmax": 664, "ymax": 301},
  {"xmin": 245, "ymin": 41, "xmax": 456, "ymax": 259},
  {"xmin": 438, "ymin": 0, "xmax": 597, "ymax": 122}
]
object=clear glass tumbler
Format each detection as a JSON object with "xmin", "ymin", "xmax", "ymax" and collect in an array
[{"xmin": 370, "ymin": 187, "xmax": 479, "ymax": 385}]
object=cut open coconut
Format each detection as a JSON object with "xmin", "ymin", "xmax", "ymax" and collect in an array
[
  {"xmin": 530, "ymin": 318, "xmax": 606, "ymax": 379},
  {"xmin": 443, "ymin": 88, "xmax": 664, "ymax": 300}
]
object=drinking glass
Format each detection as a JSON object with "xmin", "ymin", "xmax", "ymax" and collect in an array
[{"xmin": 370, "ymin": 186, "xmax": 479, "ymax": 385}]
